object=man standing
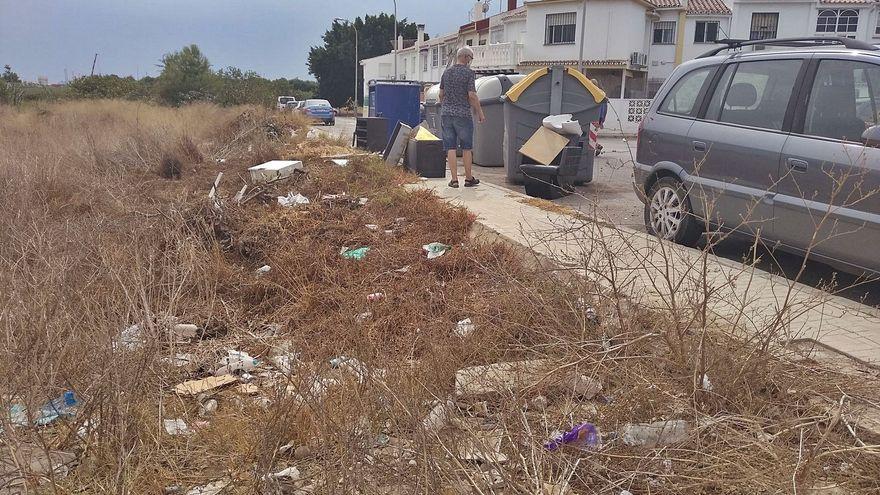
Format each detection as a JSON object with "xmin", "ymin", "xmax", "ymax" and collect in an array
[{"xmin": 439, "ymin": 46, "xmax": 485, "ymax": 188}]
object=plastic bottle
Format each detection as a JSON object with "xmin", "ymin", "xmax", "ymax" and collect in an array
[{"xmin": 619, "ymin": 419, "xmax": 690, "ymax": 447}]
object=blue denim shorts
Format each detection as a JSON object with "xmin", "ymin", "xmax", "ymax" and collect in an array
[{"xmin": 441, "ymin": 115, "xmax": 474, "ymax": 152}]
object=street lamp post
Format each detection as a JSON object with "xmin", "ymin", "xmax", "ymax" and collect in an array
[
  {"xmin": 334, "ymin": 18, "xmax": 359, "ymax": 109},
  {"xmin": 577, "ymin": 0, "xmax": 587, "ymax": 74},
  {"xmin": 393, "ymin": 0, "xmax": 398, "ymax": 79}
]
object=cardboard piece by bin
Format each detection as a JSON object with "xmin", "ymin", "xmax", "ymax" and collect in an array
[
  {"xmin": 519, "ymin": 127, "xmax": 569, "ymax": 166},
  {"xmin": 248, "ymin": 160, "xmax": 304, "ymax": 184}
]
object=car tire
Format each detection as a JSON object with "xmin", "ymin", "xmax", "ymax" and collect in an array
[{"xmin": 644, "ymin": 177, "xmax": 702, "ymax": 247}]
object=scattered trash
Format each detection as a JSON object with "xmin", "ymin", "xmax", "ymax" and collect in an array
[
  {"xmin": 267, "ymin": 466, "xmax": 301, "ymax": 480},
  {"xmin": 163, "ymin": 418, "xmax": 192, "ymax": 436},
  {"xmin": 172, "ymin": 353, "xmax": 194, "ymax": 367},
  {"xmin": 255, "ymin": 265, "xmax": 272, "ymax": 276},
  {"xmin": 542, "ymin": 114, "xmax": 583, "ymax": 136},
  {"xmin": 174, "ymin": 375, "xmax": 238, "ymax": 396},
  {"xmin": 330, "ymin": 159, "xmax": 349, "ymax": 167},
  {"xmin": 620, "ymin": 491, "xmax": 634, "ymax": 495},
  {"xmin": 207, "ymin": 172, "xmax": 224, "ymax": 200},
  {"xmin": 215, "ymin": 350, "xmax": 259, "ymax": 376},
  {"xmin": 455, "ymin": 318, "xmax": 476, "ymax": 338},
  {"xmin": 233, "ymin": 185, "xmax": 248, "ymax": 203},
  {"xmin": 423, "ymin": 242, "xmax": 451, "ymax": 260},
  {"xmin": 527, "ymin": 395, "xmax": 549, "ymax": 410},
  {"xmin": 620, "ymin": 420, "xmax": 691, "ymax": 447},
  {"xmin": 454, "ymin": 360, "xmax": 553, "ymax": 397},
  {"xmin": 0, "ymin": 444, "xmax": 77, "ymax": 490},
  {"xmin": 34, "ymin": 391, "xmax": 78, "ymax": 426},
  {"xmin": 456, "ymin": 429, "xmax": 508, "ymax": 463},
  {"xmin": 330, "ymin": 355, "xmax": 371, "ymax": 382},
  {"xmin": 322, "ymin": 193, "xmax": 347, "ymax": 200},
  {"xmin": 365, "ymin": 224, "xmax": 379, "ymax": 231},
  {"xmin": 307, "ymin": 129, "xmax": 319, "ymax": 139},
  {"xmin": 340, "ymin": 246, "xmax": 370, "ymax": 260},
  {"xmin": 271, "ymin": 354, "xmax": 298, "ymax": 375},
  {"xmin": 394, "ymin": 265, "xmax": 410, "ymax": 273},
  {"xmin": 116, "ymin": 323, "xmax": 144, "ymax": 350},
  {"xmin": 358, "ymin": 197, "xmax": 369, "ymax": 206},
  {"xmin": 367, "ymin": 292, "xmax": 386, "ymax": 303},
  {"xmin": 701, "ymin": 374, "xmax": 714, "ymax": 391},
  {"xmin": 248, "ymin": 160, "xmax": 303, "ymax": 184},
  {"xmin": 423, "ymin": 400, "xmax": 454, "ymax": 431},
  {"xmin": 199, "ymin": 399, "xmax": 218, "ymax": 417},
  {"xmin": 545, "ymin": 423, "xmax": 600, "ymax": 451},
  {"xmin": 384, "ymin": 229, "xmax": 394, "ymax": 235},
  {"xmin": 172, "ymin": 323, "xmax": 199, "ymax": 341},
  {"xmin": 277, "ymin": 192, "xmax": 310, "ymax": 208},
  {"xmin": 238, "ymin": 383, "xmax": 260, "ymax": 395},
  {"xmin": 185, "ymin": 479, "xmax": 230, "ymax": 495},
  {"xmin": 355, "ymin": 312, "xmax": 372, "ymax": 324}
]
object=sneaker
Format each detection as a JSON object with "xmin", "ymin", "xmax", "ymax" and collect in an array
[
  {"xmin": 464, "ymin": 177, "xmax": 480, "ymax": 187},
  {"xmin": 448, "ymin": 179, "xmax": 460, "ymax": 188}
]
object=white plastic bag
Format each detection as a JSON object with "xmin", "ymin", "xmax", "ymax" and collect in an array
[{"xmin": 542, "ymin": 114, "xmax": 583, "ymax": 136}]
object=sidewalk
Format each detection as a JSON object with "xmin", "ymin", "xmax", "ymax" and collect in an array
[{"xmin": 410, "ymin": 178, "xmax": 880, "ymax": 367}]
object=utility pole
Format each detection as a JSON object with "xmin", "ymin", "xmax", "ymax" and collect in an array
[
  {"xmin": 90, "ymin": 53, "xmax": 98, "ymax": 76},
  {"xmin": 392, "ymin": 0, "xmax": 398, "ymax": 79},
  {"xmin": 577, "ymin": 0, "xmax": 587, "ymax": 74}
]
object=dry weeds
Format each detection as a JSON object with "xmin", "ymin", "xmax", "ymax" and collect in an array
[{"xmin": 0, "ymin": 101, "xmax": 877, "ymax": 494}]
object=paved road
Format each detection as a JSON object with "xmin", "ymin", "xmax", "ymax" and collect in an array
[{"xmin": 315, "ymin": 118, "xmax": 880, "ymax": 306}]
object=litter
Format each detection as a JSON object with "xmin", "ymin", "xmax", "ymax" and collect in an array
[
  {"xmin": 164, "ymin": 418, "xmax": 192, "ymax": 436},
  {"xmin": 355, "ymin": 311, "xmax": 372, "ymax": 323},
  {"xmin": 423, "ymin": 400, "xmax": 454, "ymax": 431},
  {"xmin": 248, "ymin": 160, "xmax": 303, "ymax": 184},
  {"xmin": 620, "ymin": 420, "xmax": 691, "ymax": 447},
  {"xmin": 701, "ymin": 374, "xmax": 714, "ymax": 391},
  {"xmin": 367, "ymin": 292, "xmax": 386, "ymax": 302},
  {"xmin": 233, "ymin": 185, "xmax": 248, "ymax": 203},
  {"xmin": 394, "ymin": 266, "xmax": 410, "ymax": 273},
  {"xmin": 341, "ymin": 246, "xmax": 370, "ymax": 260},
  {"xmin": 545, "ymin": 423, "xmax": 600, "ymax": 451},
  {"xmin": 185, "ymin": 479, "xmax": 230, "ymax": 495},
  {"xmin": 543, "ymin": 114, "xmax": 583, "ymax": 136},
  {"xmin": 268, "ymin": 466, "xmax": 301, "ymax": 480},
  {"xmin": 365, "ymin": 224, "xmax": 379, "ymax": 230},
  {"xmin": 454, "ymin": 360, "xmax": 553, "ymax": 397},
  {"xmin": 172, "ymin": 323, "xmax": 199, "ymax": 340},
  {"xmin": 277, "ymin": 192, "xmax": 310, "ymax": 207},
  {"xmin": 174, "ymin": 375, "xmax": 238, "ymax": 396},
  {"xmin": 456, "ymin": 429, "xmax": 508, "ymax": 463},
  {"xmin": 116, "ymin": 323, "xmax": 144, "ymax": 350},
  {"xmin": 358, "ymin": 197, "xmax": 369, "ymax": 206},
  {"xmin": 519, "ymin": 126, "xmax": 569, "ymax": 166},
  {"xmin": 238, "ymin": 384, "xmax": 260, "ymax": 395},
  {"xmin": 330, "ymin": 355, "xmax": 371, "ymax": 382},
  {"xmin": 567, "ymin": 374, "xmax": 603, "ymax": 399},
  {"xmin": 215, "ymin": 350, "xmax": 259, "ymax": 376},
  {"xmin": 322, "ymin": 193, "xmax": 347, "ymax": 200},
  {"xmin": 330, "ymin": 159, "xmax": 349, "ymax": 167},
  {"xmin": 271, "ymin": 354, "xmax": 298, "ymax": 375},
  {"xmin": 199, "ymin": 399, "xmax": 218, "ymax": 417},
  {"xmin": 255, "ymin": 265, "xmax": 271, "ymax": 276},
  {"xmin": 0, "ymin": 443, "xmax": 77, "ymax": 490},
  {"xmin": 423, "ymin": 242, "xmax": 451, "ymax": 260},
  {"xmin": 34, "ymin": 390, "xmax": 78, "ymax": 426},
  {"xmin": 207, "ymin": 172, "xmax": 224, "ymax": 200},
  {"xmin": 455, "ymin": 318, "xmax": 476, "ymax": 338}
]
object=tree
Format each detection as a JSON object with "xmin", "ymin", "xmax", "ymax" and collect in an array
[
  {"xmin": 308, "ymin": 14, "xmax": 420, "ymax": 106},
  {"xmin": 69, "ymin": 75, "xmax": 145, "ymax": 99},
  {"xmin": 2, "ymin": 65, "xmax": 20, "ymax": 83},
  {"xmin": 156, "ymin": 45, "xmax": 214, "ymax": 106},
  {"xmin": 1, "ymin": 65, "xmax": 22, "ymax": 104}
]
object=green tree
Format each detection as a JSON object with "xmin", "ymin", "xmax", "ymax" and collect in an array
[
  {"xmin": 308, "ymin": 14, "xmax": 420, "ymax": 106},
  {"xmin": 69, "ymin": 74, "xmax": 144, "ymax": 99},
  {"xmin": 214, "ymin": 66, "xmax": 275, "ymax": 106},
  {"xmin": 1, "ymin": 65, "xmax": 22, "ymax": 104},
  {"xmin": 156, "ymin": 45, "xmax": 214, "ymax": 106}
]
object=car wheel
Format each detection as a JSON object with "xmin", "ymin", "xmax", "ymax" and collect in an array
[{"xmin": 644, "ymin": 177, "xmax": 702, "ymax": 247}]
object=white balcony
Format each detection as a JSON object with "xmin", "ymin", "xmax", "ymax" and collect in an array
[{"xmin": 471, "ymin": 42, "xmax": 523, "ymax": 71}]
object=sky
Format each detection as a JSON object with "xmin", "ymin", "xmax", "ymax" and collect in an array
[{"xmin": 0, "ymin": 0, "xmax": 501, "ymax": 84}]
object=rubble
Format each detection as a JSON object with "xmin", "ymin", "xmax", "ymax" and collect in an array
[
  {"xmin": 277, "ymin": 192, "xmax": 310, "ymax": 207},
  {"xmin": 454, "ymin": 360, "xmax": 601, "ymax": 398},
  {"xmin": 1, "ymin": 443, "xmax": 77, "ymax": 490}
]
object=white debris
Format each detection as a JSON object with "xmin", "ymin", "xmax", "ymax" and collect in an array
[
  {"xmin": 701, "ymin": 374, "xmax": 714, "ymax": 391},
  {"xmin": 163, "ymin": 419, "xmax": 192, "ymax": 436},
  {"xmin": 620, "ymin": 420, "xmax": 691, "ymax": 447},
  {"xmin": 277, "ymin": 192, "xmax": 310, "ymax": 208},
  {"xmin": 185, "ymin": 479, "xmax": 230, "ymax": 495},
  {"xmin": 255, "ymin": 265, "xmax": 272, "ymax": 276},
  {"xmin": 455, "ymin": 318, "xmax": 476, "ymax": 338},
  {"xmin": 215, "ymin": 350, "xmax": 259, "ymax": 376},
  {"xmin": 116, "ymin": 324, "xmax": 144, "ymax": 350},
  {"xmin": 248, "ymin": 160, "xmax": 303, "ymax": 184},
  {"xmin": 268, "ymin": 466, "xmax": 301, "ymax": 480},
  {"xmin": 423, "ymin": 400, "xmax": 454, "ymax": 431},
  {"xmin": 365, "ymin": 224, "xmax": 379, "ymax": 231},
  {"xmin": 355, "ymin": 312, "xmax": 373, "ymax": 324}
]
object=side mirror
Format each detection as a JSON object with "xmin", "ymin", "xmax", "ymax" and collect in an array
[{"xmin": 862, "ymin": 125, "xmax": 880, "ymax": 148}]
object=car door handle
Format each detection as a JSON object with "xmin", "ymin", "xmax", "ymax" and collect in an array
[
  {"xmin": 787, "ymin": 158, "xmax": 809, "ymax": 173},
  {"xmin": 693, "ymin": 141, "xmax": 707, "ymax": 152}
]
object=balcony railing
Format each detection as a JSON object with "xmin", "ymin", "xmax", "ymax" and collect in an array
[{"xmin": 470, "ymin": 42, "xmax": 524, "ymax": 69}]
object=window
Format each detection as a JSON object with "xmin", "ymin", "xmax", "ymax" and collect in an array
[
  {"xmin": 749, "ymin": 13, "xmax": 779, "ymax": 41},
  {"xmin": 659, "ymin": 67, "xmax": 712, "ymax": 116},
  {"xmin": 490, "ymin": 27, "xmax": 504, "ymax": 44},
  {"xmin": 440, "ymin": 46, "xmax": 449, "ymax": 66},
  {"xmin": 431, "ymin": 47, "xmax": 439, "ymax": 67},
  {"xmin": 804, "ymin": 60, "xmax": 880, "ymax": 142},
  {"xmin": 466, "ymin": 39, "xmax": 473, "ymax": 46},
  {"xmin": 545, "ymin": 12, "xmax": 577, "ymax": 45},
  {"xmin": 876, "ymin": 14, "xmax": 880, "ymax": 36},
  {"xmin": 694, "ymin": 21, "xmax": 719, "ymax": 43},
  {"xmin": 421, "ymin": 52, "xmax": 428, "ymax": 72},
  {"xmin": 816, "ymin": 9, "xmax": 859, "ymax": 37},
  {"xmin": 653, "ymin": 21, "xmax": 676, "ymax": 45},
  {"xmin": 479, "ymin": 39, "xmax": 487, "ymax": 46},
  {"xmin": 705, "ymin": 60, "xmax": 801, "ymax": 130}
]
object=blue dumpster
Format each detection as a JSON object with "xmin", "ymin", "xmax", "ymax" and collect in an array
[{"xmin": 368, "ymin": 80, "xmax": 422, "ymax": 144}]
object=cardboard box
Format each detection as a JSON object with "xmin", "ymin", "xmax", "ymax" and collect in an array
[{"xmin": 248, "ymin": 160, "xmax": 303, "ymax": 184}]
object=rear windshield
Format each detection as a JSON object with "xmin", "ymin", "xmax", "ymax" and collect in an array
[
  {"xmin": 305, "ymin": 99, "xmax": 331, "ymax": 107},
  {"xmin": 279, "ymin": 97, "xmax": 296, "ymax": 103}
]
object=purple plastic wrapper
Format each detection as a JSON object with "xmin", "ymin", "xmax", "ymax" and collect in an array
[{"xmin": 544, "ymin": 423, "xmax": 599, "ymax": 451}]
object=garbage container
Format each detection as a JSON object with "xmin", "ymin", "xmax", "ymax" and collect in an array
[
  {"xmin": 369, "ymin": 80, "xmax": 422, "ymax": 145},
  {"xmin": 502, "ymin": 66, "xmax": 606, "ymax": 184},
  {"xmin": 473, "ymin": 74, "xmax": 525, "ymax": 166},
  {"xmin": 423, "ymin": 84, "xmax": 443, "ymax": 137},
  {"xmin": 404, "ymin": 128, "xmax": 446, "ymax": 178}
]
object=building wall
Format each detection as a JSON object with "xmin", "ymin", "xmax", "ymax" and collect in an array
[{"xmin": 523, "ymin": 0, "xmax": 649, "ymax": 62}]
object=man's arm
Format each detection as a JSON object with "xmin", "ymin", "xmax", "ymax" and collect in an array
[
  {"xmin": 468, "ymin": 91, "xmax": 485, "ymax": 123},
  {"xmin": 439, "ymin": 89, "xmax": 444, "ymax": 103}
]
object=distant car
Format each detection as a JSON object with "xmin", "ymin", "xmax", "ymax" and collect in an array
[
  {"xmin": 302, "ymin": 99, "xmax": 335, "ymax": 126},
  {"xmin": 276, "ymin": 96, "xmax": 297, "ymax": 111}
]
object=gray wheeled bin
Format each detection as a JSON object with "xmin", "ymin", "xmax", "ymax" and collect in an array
[
  {"xmin": 502, "ymin": 66, "xmax": 606, "ymax": 184},
  {"xmin": 423, "ymin": 84, "xmax": 443, "ymax": 137},
  {"xmin": 473, "ymin": 74, "xmax": 525, "ymax": 166}
]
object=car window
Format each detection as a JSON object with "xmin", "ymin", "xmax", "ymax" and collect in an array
[
  {"xmin": 306, "ymin": 99, "xmax": 331, "ymax": 107},
  {"xmin": 804, "ymin": 59, "xmax": 880, "ymax": 142},
  {"xmin": 704, "ymin": 60, "xmax": 801, "ymax": 131},
  {"xmin": 659, "ymin": 67, "xmax": 713, "ymax": 116}
]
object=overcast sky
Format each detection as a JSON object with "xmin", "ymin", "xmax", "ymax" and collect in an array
[{"xmin": 0, "ymin": 0, "xmax": 498, "ymax": 83}]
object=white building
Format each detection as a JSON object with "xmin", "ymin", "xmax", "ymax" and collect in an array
[{"xmin": 360, "ymin": 0, "xmax": 880, "ymax": 129}]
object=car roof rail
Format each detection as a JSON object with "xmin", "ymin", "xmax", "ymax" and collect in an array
[{"xmin": 697, "ymin": 36, "xmax": 880, "ymax": 59}]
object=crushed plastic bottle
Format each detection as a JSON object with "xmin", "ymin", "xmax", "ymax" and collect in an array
[
  {"xmin": 544, "ymin": 423, "xmax": 600, "ymax": 451},
  {"xmin": 423, "ymin": 242, "xmax": 451, "ymax": 260},
  {"xmin": 341, "ymin": 246, "xmax": 371, "ymax": 260},
  {"xmin": 619, "ymin": 419, "xmax": 691, "ymax": 447},
  {"xmin": 215, "ymin": 350, "xmax": 259, "ymax": 376}
]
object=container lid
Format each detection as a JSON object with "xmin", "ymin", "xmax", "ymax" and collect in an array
[
  {"xmin": 506, "ymin": 67, "xmax": 606, "ymax": 104},
  {"xmin": 424, "ymin": 84, "xmax": 442, "ymax": 103}
]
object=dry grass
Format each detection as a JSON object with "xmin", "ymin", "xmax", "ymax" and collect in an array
[{"xmin": 0, "ymin": 100, "xmax": 878, "ymax": 494}]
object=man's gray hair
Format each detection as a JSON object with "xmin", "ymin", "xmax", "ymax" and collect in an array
[{"xmin": 457, "ymin": 46, "xmax": 475, "ymax": 60}]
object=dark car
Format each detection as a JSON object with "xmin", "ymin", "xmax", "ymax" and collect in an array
[
  {"xmin": 302, "ymin": 99, "xmax": 335, "ymax": 126},
  {"xmin": 634, "ymin": 37, "xmax": 880, "ymax": 277}
]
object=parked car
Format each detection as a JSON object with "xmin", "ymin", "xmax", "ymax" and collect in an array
[
  {"xmin": 276, "ymin": 96, "xmax": 297, "ymax": 111},
  {"xmin": 634, "ymin": 37, "xmax": 880, "ymax": 277},
  {"xmin": 301, "ymin": 99, "xmax": 335, "ymax": 126}
]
